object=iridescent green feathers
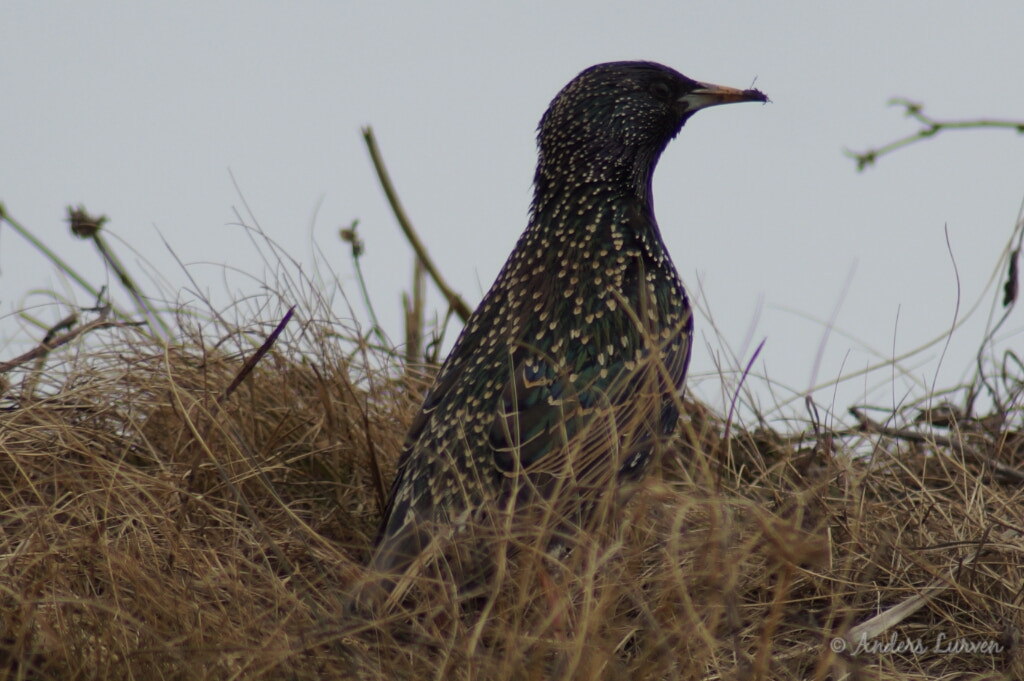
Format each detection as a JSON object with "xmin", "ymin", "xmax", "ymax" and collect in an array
[{"xmin": 367, "ymin": 61, "xmax": 766, "ymax": 582}]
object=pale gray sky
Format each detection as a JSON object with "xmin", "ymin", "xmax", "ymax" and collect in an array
[{"xmin": 3, "ymin": 3, "xmax": 1024, "ymax": 424}]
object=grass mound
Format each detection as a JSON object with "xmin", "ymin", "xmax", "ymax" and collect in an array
[{"xmin": 0, "ymin": 205, "xmax": 1022, "ymax": 679}]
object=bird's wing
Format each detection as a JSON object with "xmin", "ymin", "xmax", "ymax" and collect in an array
[
  {"xmin": 487, "ymin": 309, "xmax": 692, "ymax": 496},
  {"xmin": 371, "ymin": 313, "xmax": 502, "ymax": 551},
  {"xmin": 374, "ymin": 363, "xmax": 458, "ymax": 526}
]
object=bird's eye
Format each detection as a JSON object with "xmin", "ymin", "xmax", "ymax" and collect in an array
[{"xmin": 650, "ymin": 81, "xmax": 672, "ymax": 101}]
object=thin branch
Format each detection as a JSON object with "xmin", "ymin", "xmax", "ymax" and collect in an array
[
  {"xmin": 361, "ymin": 126, "xmax": 473, "ymax": 323},
  {"xmin": 846, "ymin": 99, "xmax": 1024, "ymax": 171},
  {"xmin": 849, "ymin": 407, "xmax": 1024, "ymax": 484},
  {"xmin": 0, "ymin": 313, "xmax": 121, "ymax": 374}
]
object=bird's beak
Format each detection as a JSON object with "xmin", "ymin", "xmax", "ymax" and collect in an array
[{"xmin": 679, "ymin": 81, "xmax": 769, "ymax": 113}]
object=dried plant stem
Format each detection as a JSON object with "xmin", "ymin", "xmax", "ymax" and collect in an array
[
  {"xmin": 0, "ymin": 313, "xmax": 120, "ymax": 375},
  {"xmin": 851, "ymin": 407, "xmax": 1024, "ymax": 484},
  {"xmin": 85, "ymin": 225, "xmax": 172, "ymax": 341},
  {"xmin": 0, "ymin": 203, "xmax": 134, "ymax": 325},
  {"xmin": 403, "ymin": 257, "xmax": 426, "ymax": 366},
  {"xmin": 361, "ymin": 126, "xmax": 472, "ymax": 323}
]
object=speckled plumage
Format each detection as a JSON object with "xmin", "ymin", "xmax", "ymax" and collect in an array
[{"xmin": 369, "ymin": 62, "xmax": 767, "ymax": 583}]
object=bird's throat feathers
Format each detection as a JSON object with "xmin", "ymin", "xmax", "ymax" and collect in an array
[
  {"xmin": 531, "ymin": 141, "xmax": 663, "ymax": 218},
  {"xmin": 528, "ymin": 157, "xmax": 664, "ymax": 247}
]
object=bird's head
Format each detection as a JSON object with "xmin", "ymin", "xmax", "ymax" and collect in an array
[{"xmin": 533, "ymin": 61, "xmax": 767, "ymax": 207}]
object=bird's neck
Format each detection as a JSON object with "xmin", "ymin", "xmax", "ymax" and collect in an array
[
  {"xmin": 524, "ymin": 172, "xmax": 672, "ymax": 273},
  {"xmin": 530, "ymin": 167, "xmax": 657, "ymax": 233},
  {"xmin": 531, "ymin": 146, "xmax": 661, "ymax": 218}
]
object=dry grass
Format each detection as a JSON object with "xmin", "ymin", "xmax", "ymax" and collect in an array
[
  {"xmin": 1, "ymin": 210, "xmax": 1023, "ymax": 680},
  {"xmin": 2, "ymin": 303, "xmax": 1021, "ymax": 680}
]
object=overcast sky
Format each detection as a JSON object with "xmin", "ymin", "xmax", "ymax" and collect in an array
[{"xmin": 3, "ymin": 3, "xmax": 1024, "ymax": 426}]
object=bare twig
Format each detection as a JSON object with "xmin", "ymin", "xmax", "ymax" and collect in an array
[
  {"xmin": 850, "ymin": 407, "xmax": 1024, "ymax": 484},
  {"xmin": 846, "ymin": 98, "xmax": 1024, "ymax": 171},
  {"xmin": 971, "ymin": 204, "xmax": 1024, "ymax": 415},
  {"xmin": 361, "ymin": 126, "xmax": 473, "ymax": 323},
  {"xmin": 0, "ymin": 314, "xmax": 120, "ymax": 374}
]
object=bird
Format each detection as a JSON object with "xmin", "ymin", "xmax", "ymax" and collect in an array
[{"xmin": 362, "ymin": 61, "xmax": 766, "ymax": 603}]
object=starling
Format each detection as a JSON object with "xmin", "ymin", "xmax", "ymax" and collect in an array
[{"xmin": 366, "ymin": 61, "xmax": 766, "ymax": 595}]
